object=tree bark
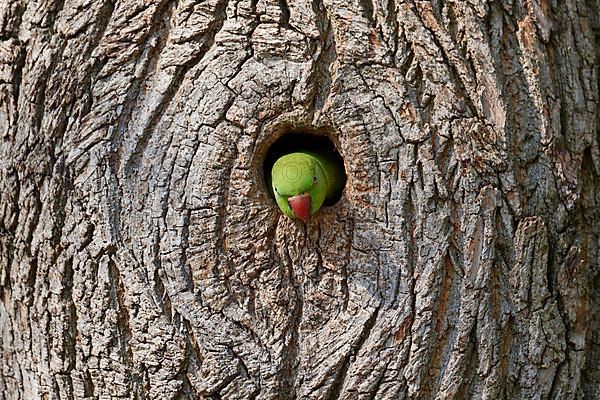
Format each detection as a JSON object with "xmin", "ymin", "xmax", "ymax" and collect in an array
[{"xmin": 1, "ymin": 0, "xmax": 599, "ymax": 399}]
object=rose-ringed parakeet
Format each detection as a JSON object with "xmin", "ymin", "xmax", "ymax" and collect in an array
[{"xmin": 270, "ymin": 150, "xmax": 344, "ymax": 222}]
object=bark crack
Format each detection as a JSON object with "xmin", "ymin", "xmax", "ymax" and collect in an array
[
  {"xmin": 108, "ymin": 258, "xmax": 137, "ymax": 391},
  {"xmin": 309, "ymin": 0, "xmax": 336, "ymax": 116},
  {"xmin": 408, "ymin": 0, "xmax": 478, "ymax": 118},
  {"xmin": 323, "ymin": 306, "xmax": 381, "ymax": 400},
  {"xmin": 78, "ymin": 0, "xmax": 117, "ymax": 121},
  {"xmin": 278, "ymin": 0, "xmax": 291, "ymax": 29}
]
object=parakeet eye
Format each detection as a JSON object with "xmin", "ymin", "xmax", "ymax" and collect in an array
[{"xmin": 313, "ymin": 175, "xmax": 317, "ymax": 182}]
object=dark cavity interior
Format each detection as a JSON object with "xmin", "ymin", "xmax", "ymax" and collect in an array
[{"xmin": 263, "ymin": 131, "xmax": 347, "ymax": 206}]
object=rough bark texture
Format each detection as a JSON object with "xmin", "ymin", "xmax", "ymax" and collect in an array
[{"xmin": 1, "ymin": 0, "xmax": 599, "ymax": 399}]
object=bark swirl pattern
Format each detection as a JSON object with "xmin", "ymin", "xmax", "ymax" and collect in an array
[{"xmin": 1, "ymin": 0, "xmax": 598, "ymax": 399}]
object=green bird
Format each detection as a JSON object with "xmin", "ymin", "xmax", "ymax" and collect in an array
[{"xmin": 270, "ymin": 150, "xmax": 345, "ymax": 222}]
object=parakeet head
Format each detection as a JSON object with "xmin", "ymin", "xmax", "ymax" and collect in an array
[{"xmin": 271, "ymin": 153, "xmax": 328, "ymax": 222}]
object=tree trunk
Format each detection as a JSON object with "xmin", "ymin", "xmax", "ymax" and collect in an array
[{"xmin": 1, "ymin": 0, "xmax": 599, "ymax": 399}]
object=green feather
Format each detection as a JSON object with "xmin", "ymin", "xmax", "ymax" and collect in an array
[{"xmin": 270, "ymin": 150, "xmax": 344, "ymax": 220}]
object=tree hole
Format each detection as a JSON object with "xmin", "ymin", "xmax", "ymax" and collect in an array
[{"xmin": 262, "ymin": 130, "xmax": 347, "ymax": 207}]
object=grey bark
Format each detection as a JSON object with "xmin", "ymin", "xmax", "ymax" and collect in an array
[{"xmin": 0, "ymin": 0, "xmax": 599, "ymax": 399}]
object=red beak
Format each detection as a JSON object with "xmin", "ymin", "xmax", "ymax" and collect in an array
[{"xmin": 288, "ymin": 193, "xmax": 311, "ymax": 222}]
